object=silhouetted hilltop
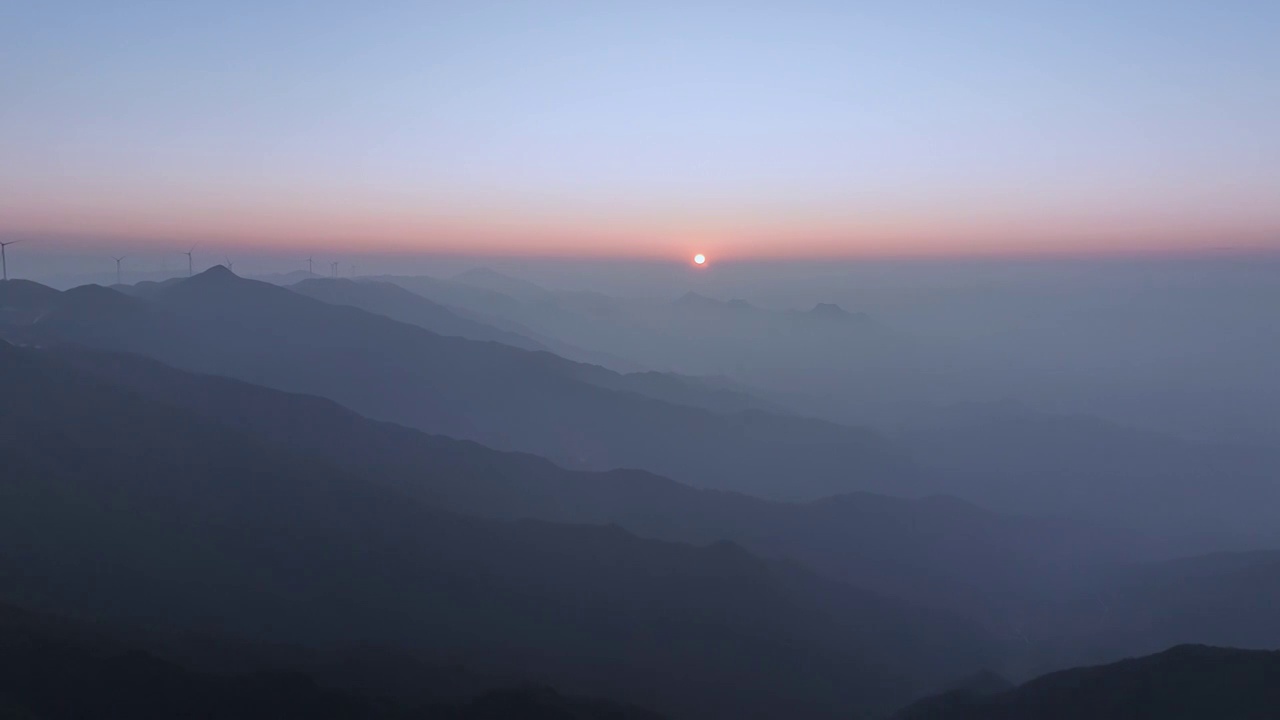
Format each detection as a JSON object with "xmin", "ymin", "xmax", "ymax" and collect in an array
[
  {"xmin": 113, "ymin": 276, "xmax": 185, "ymax": 298},
  {"xmin": 893, "ymin": 645, "xmax": 1280, "ymax": 720},
  {"xmin": 0, "ymin": 278, "xmax": 61, "ymax": 310},
  {"xmin": 0, "ymin": 279, "xmax": 62, "ymax": 328}
]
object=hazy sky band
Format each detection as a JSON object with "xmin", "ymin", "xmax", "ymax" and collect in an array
[{"xmin": 2, "ymin": 1, "xmax": 1278, "ymax": 259}]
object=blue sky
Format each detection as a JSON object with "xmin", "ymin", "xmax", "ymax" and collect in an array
[{"xmin": 2, "ymin": 1, "xmax": 1277, "ymax": 259}]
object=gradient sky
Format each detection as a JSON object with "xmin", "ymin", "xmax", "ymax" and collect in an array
[{"xmin": 2, "ymin": 1, "xmax": 1278, "ymax": 260}]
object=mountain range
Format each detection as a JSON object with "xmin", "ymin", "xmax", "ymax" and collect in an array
[
  {"xmin": 0, "ymin": 601, "xmax": 664, "ymax": 720},
  {"xmin": 42, "ymin": 342, "xmax": 1139, "ymax": 630},
  {"xmin": 893, "ymin": 644, "xmax": 1280, "ymax": 720},
  {"xmin": 0, "ymin": 339, "xmax": 996, "ymax": 719},
  {"xmin": 0, "ymin": 267, "xmax": 919, "ymax": 501}
]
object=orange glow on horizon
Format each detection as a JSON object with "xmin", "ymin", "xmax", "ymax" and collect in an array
[{"xmin": 2, "ymin": 193, "xmax": 1279, "ymax": 262}]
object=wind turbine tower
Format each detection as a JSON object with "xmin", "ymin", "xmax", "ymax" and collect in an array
[
  {"xmin": 307, "ymin": 255, "xmax": 314, "ymax": 276},
  {"xmin": 0, "ymin": 239, "xmax": 21, "ymax": 282},
  {"xmin": 183, "ymin": 244, "xmax": 199, "ymax": 276},
  {"xmin": 112, "ymin": 256, "xmax": 126, "ymax": 285}
]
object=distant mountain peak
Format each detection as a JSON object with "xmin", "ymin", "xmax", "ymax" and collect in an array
[
  {"xmin": 158, "ymin": 265, "xmax": 294, "ymax": 309},
  {"xmin": 62, "ymin": 283, "xmax": 132, "ymax": 304},
  {"xmin": 169, "ymin": 265, "xmax": 243, "ymax": 293},
  {"xmin": 0, "ymin": 279, "xmax": 61, "ymax": 310},
  {"xmin": 674, "ymin": 291, "xmax": 720, "ymax": 307},
  {"xmin": 799, "ymin": 302, "xmax": 874, "ymax": 325},
  {"xmin": 809, "ymin": 302, "xmax": 850, "ymax": 318},
  {"xmin": 196, "ymin": 264, "xmax": 236, "ymax": 279}
]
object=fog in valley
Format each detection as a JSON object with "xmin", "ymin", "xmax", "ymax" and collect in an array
[{"xmin": 4, "ymin": 253, "xmax": 1280, "ymax": 718}]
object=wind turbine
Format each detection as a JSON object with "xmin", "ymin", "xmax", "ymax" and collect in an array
[
  {"xmin": 112, "ymin": 256, "xmax": 126, "ymax": 285},
  {"xmin": 330, "ymin": 261, "xmax": 339, "ymax": 277},
  {"xmin": 0, "ymin": 239, "xmax": 20, "ymax": 281},
  {"xmin": 224, "ymin": 256, "xmax": 234, "ymax": 274},
  {"xmin": 182, "ymin": 244, "xmax": 200, "ymax": 276},
  {"xmin": 306, "ymin": 255, "xmax": 314, "ymax": 276}
]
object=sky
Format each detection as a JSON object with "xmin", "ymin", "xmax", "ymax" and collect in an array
[{"xmin": 2, "ymin": 1, "xmax": 1278, "ymax": 263}]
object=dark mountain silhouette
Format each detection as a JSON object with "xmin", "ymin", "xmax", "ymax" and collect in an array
[
  {"xmin": 6, "ymin": 269, "xmax": 920, "ymax": 500},
  {"xmin": 893, "ymin": 645, "xmax": 1280, "ymax": 720},
  {"xmin": 891, "ymin": 670, "xmax": 1012, "ymax": 719},
  {"xmin": 48, "ymin": 343, "xmax": 1141, "ymax": 628},
  {"xmin": 0, "ymin": 601, "xmax": 664, "ymax": 720},
  {"xmin": 0, "ymin": 278, "xmax": 62, "ymax": 310},
  {"xmin": 0, "ymin": 341, "xmax": 997, "ymax": 719},
  {"xmin": 0, "ymin": 279, "xmax": 63, "ymax": 332}
]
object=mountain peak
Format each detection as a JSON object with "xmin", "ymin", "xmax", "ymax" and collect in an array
[
  {"xmin": 62, "ymin": 283, "xmax": 133, "ymax": 305},
  {"xmin": 173, "ymin": 265, "xmax": 248, "ymax": 292},
  {"xmin": 195, "ymin": 264, "xmax": 236, "ymax": 280},
  {"xmin": 801, "ymin": 302, "xmax": 874, "ymax": 325},
  {"xmin": 159, "ymin": 265, "xmax": 293, "ymax": 310},
  {"xmin": 674, "ymin": 291, "xmax": 720, "ymax": 307},
  {"xmin": 809, "ymin": 302, "xmax": 850, "ymax": 318},
  {"xmin": 0, "ymin": 279, "xmax": 61, "ymax": 311}
]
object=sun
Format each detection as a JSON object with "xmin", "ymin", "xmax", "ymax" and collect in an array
[{"xmin": 693, "ymin": 253, "xmax": 706, "ymax": 266}]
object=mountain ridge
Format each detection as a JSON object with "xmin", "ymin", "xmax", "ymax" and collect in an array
[{"xmin": 6, "ymin": 269, "xmax": 923, "ymax": 501}]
